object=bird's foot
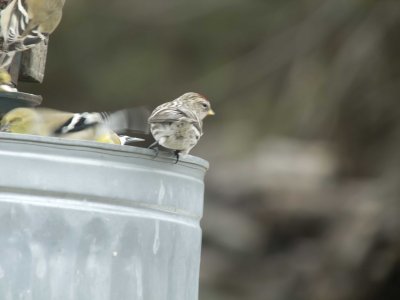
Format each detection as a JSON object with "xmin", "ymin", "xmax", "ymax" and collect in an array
[
  {"xmin": 173, "ymin": 150, "xmax": 180, "ymax": 164},
  {"xmin": 148, "ymin": 141, "xmax": 160, "ymax": 159}
]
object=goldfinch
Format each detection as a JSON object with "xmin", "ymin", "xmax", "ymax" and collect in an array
[
  {"xmin": 0, "ymin": 0, "xmax": 65, "ymax": 70},
  {"xmin": 0, "ymin": 107, "xmax": 146, "ymax": 145},
  {"xmin": 148, "ymin": 92, "xmax": 214, "ymax": 161}
]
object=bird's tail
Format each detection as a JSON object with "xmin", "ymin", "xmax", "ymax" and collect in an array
[{"xmin": 118, "ymin": 135, "xmax": 145, "ymax": 145}]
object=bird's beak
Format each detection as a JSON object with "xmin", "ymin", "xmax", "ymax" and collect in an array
[{"xmin": 208, "ymin": 109, "xmax": 215, "ymax": 116}]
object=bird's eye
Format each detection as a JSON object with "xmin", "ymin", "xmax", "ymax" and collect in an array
[{"xmin": 202, "ymin": 103, "xmax": 208, "ymax": 109}]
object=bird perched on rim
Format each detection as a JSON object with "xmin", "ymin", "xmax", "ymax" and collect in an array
[
  {"xmin": 0, "ymin": 107, "xmax": 148, "ymax": 145},
  {"xmin": 148, "ymin": 92, "xmax": 215, "ymax": 162},
  {"xmin": 0, "ymin": 0, "xmax": 66, "ymax": 82}
]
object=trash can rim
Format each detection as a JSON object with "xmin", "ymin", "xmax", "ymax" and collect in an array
[{"xmin": 0, "ymin": 132, "xmax": 209, "ymax": 170}]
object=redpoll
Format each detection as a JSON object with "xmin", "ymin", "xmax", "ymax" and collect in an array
[{"xmin": 148, "ymin": 92, "xmax": 215, "ymax": 162}]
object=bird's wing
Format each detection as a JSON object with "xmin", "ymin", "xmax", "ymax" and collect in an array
[
  {"xmin": 148, "ymin": 106, "xmax": 197, "ymax": 123},
  {"xmin": 148, "ymin": 108, "xmax": 186, "ymax": 123},
  {"xmin": 53, "ymin": 112, "xmax": 101, "ymax": 135},
  {"xmin": 53, "ymin": 107, "xmax": 151, "ymax": 136},
  {"xmin": 148, "ymin": 106, "xmax": 203, "ymax": 134}
]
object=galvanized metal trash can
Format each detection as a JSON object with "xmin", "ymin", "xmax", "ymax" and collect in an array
[{"xmin": 0, "ymin": 133, "xmax": 208, "ymax": 300}]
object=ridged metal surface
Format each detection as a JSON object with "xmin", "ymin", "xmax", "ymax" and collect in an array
[
  {"xmin": 0, "ymin": 92, "xmax": 42, "ymax": 115},
  {"xmin": 0, "ymin": 133, "xmax": 208, "ymax": 300}
]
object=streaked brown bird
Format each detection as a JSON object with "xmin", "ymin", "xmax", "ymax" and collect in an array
[{"xmin": 148, "ymin": 92, "xmax": 215, "ymax": 162}]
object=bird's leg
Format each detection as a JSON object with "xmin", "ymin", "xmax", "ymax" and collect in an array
[
  {"xmin": 174, "ymin": 150, "xmax": 180, "ymax": 164},
  {"xmin": 148, "ymin": 141, "xmax": 160, "ymax": 158}
]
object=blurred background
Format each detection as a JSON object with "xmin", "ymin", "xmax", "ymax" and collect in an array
[{"xmin": 20, "ymin": 0, "xmax": 400, "ymax": 299}]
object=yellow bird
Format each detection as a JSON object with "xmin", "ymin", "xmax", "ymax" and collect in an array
[
  {"xmin": 0, "ymin": 0, "xmax": 66, "ymax": 82},
  {"xmin": 0, "ymin": 107, "xmax": 145, "ymax": 145}
]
